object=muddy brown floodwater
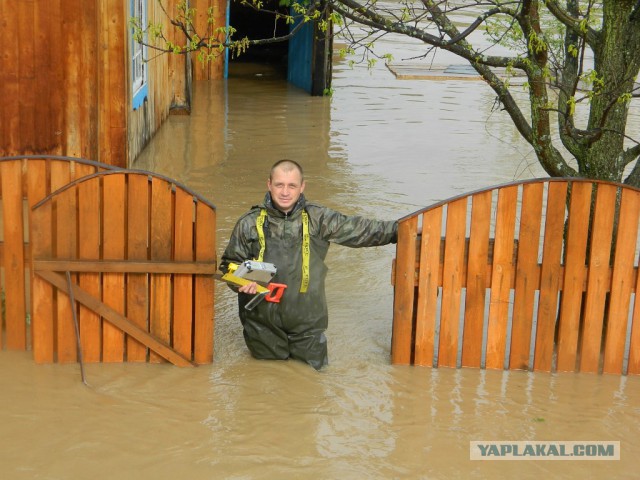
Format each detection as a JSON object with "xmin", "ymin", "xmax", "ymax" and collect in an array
[{"xmin": 2, "ymin": 34, "xmax": 640, "ymax": 479}]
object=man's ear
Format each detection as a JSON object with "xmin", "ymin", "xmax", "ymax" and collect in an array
[{"xmin": 300, "ymin": 180, "xmax": 306, "ymax": 193}]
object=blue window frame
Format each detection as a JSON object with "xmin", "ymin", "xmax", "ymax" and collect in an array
[{"xmin": 131, "ymin": 0, "xmax": 148, "ymax": 110}]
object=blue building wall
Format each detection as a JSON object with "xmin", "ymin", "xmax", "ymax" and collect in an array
[{"xmin": 287, "ymin": 18, "xmax": 313, "ymax": 93}]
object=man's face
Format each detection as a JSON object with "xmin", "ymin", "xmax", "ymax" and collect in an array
[{"xmin": 267, "ymin": 167, "xmax": 305, "ymax": 213}]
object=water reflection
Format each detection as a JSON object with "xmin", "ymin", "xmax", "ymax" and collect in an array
[{"xmin": 2, "ymin": 349, "xmax": 639, "ymax": 477}]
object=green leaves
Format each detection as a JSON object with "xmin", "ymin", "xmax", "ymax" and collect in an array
[{"xmin": 528, "ymin": 30, "xmax": 548, "ymax": 55}]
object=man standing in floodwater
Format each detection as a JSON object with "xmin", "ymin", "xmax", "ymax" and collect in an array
[{"xmin": 220, "ymin": 159, "xmax": 398, "ymax": 370}]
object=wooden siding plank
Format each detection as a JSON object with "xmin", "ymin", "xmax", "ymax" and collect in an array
[
  {"xmin": 1, "ymin": 161, "xmax": 27, "ymax": 349},
  {"xmin": 0, "ymin": 1, "xmax": 20, "ymax": 155},
  {"xmin": 50, "ymin": 1, "xmax": 64, "ymax": 155},
  {"xmin": 34, "ymin": 0, "xmax": 54, "ymax": 151},
  {"xmin": 52, "ymin": 167, "xmax": 77, "ymax": 363},
  {"xmin": 461, "ymin": 192, "xmax": 491, "ymax": 368},
  {"xmin": 167, "ymin": 0, "xmax": 188, "ymax": 110},
  {"xmin": 76, "ymin": 167, "xmax": 102, "ymax": 362},
  {"xmin": 556, "ymin": 181, "xmax": 591, "ymax": 372},
  {"xmin": 579, "ymin": 184, "xmax": 617, "ymax": 373},
  {"xmin": 603, "ymin": 188, "xmax": 640, "ymax": 374},
  {"xmin": 102, "ymin": 173, "xmax": 126, "ymax": 362},
  {"xmin": 106, "ymin": 0, "xmax": 127, "ymax": 165},
  {"xmin": 509, "ymin": 182, "xmax": 543, "ymax": 370},
  {"xmin": 192, "ymin": 0, "xmax": 213, "ymax": 80},
  {"xmin": 439, "ymin": 198, "xmax": 467, "ymax": 367},
  {"xmin": 126, "ymin": 173, "xmax": 150, "ymax": 362},
  {"xmin": 18, "ymin": 0, "xmax": 36, "ymax": 153},
  {"xmin": 173, "ymin": 189, "xmax": 194, "ymax": 358},
  {"xmin": 79, "ymin": 0, "xmax": 98, "ymax": 159},
  {"xmin": 391, "ymin": 217, "xmax": 419, "ymax": 365},
  {"xmin": 98, "ymin": 0, "xmax": 110, "ymax": 162},
  {"xmin": 62, "ymin": 0, "xmax": 81, "ymax": 156},
  {"xmin": 485, "ymin": 185, "xmax": 518, "ymax": 370},
  {"xmin": 414, "ymin": 208, "xmax": 443, "ymax": 366},
  {"xmin": 533, "ymin": 181, "xmax": 567, "ymax": 372},
  {"xmin": 194, "ymin": 201, "xmax": 216, "ymax": 364},
  {"xmin": 149, "ymin": 177, "xmax": 173, "ymax": 362},
  {"xmin": 28, "ymin": 160, "xmax": 54, "ymax": 362},
  {"xmin": 98, "ymin": 0, "xmax": 127, "ymax": 166}
]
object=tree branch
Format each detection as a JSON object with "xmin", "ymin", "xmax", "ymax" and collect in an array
[
  {"xmin": 622, "ymin": 143, "xmax": 640, "ymax": 167},
  {"xmin": 544, "ymin": 0, "xmax": 599, "ymax": 46}
]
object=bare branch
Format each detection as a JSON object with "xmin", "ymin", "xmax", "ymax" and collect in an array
[{"xmin": 544, "ymin": 0, "xmax": 599, "ymax": 46}]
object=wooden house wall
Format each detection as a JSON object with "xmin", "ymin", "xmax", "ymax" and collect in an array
[
  {"xmin": 0, "ymin": 0, "xmax": 125, "ymax": 166},
  {"xmin": 128, "ymin": 0, "xmax": 225, "ymax": 160},
  {"xmin": 192, "ymin": 0, "xmax": 226, "ymax": 81},
  {"xmin": 0, "ymin": 1, "xmax": 102, "ymax": 161},
  {"xmin": 1, "ymin": 0, "xmax": 226, "ymax": 167},
  {"xmin": 128, "ymin": 0, "xmax": 171, "ymax": 162}
]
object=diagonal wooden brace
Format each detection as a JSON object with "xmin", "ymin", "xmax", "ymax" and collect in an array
[{"xmin": 35, "ymin": 270, "xmax": 196, "ymax": 367}]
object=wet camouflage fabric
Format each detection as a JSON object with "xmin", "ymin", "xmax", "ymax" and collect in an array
[{"xmin": 221, "ymin": 193, "xmax": 398, "ymax": 370}]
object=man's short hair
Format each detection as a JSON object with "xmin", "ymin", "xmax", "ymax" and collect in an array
[{"xmin": 270, "ymin": 159, "xmax": 304, "ymax": 181}]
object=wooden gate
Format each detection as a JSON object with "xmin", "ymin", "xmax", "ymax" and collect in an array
[
  {"xmin": 391, "ymin": 178, "xmax": 640, "ymax": 375},
  {"xmin": 0, "ymin": 155, "xmax": 117, "ymax": 351},
  {"xmin": 29, "ymin": 170, "xmax": 216, "ymax": 366}
]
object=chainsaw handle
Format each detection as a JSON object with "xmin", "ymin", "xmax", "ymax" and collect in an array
[
  {"xmin": 265, "ymin": 283, "xmax": 287, "ymax": 303},
  {"xmin": 243, "ymin": 283, "xmax": 287, "ymax": 311}
]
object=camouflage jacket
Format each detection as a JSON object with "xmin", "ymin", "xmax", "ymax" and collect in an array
[{"xmin": 220, "ymin": 193, "xmax": 398, "ymax": 334}]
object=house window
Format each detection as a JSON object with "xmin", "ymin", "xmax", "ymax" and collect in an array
[{"xmin": 132, "ymin": 0, "xmax": 148, "ymax": 110}]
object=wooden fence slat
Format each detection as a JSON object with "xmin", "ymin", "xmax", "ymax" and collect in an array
[
  {"xmin": 509, "ymin": 182, "xmax": 543, "ymax": 370},
  {"xmin": 173, "ymin": 189, "xmax": 194, "ymax": 358},
  {"xmin": 485, "ymin": 186, "xmax": 518, "ymax": 369},
  {"xmin": 391, "ymin": 216, "xmax": 419, "ymax": 365},
  {"xmin": 126, "ymin": 173, "xmax": 150, "ymax": 362},
  {"xmin": 461, "ymin": 192, "xmax": 491, "ymax": 368},
  {"xmin": 439, "ymin": 198, "xmax": 467, "ymax": 367},
  {"xmin": 27, "ymin": 160, "xmax": 54, "ymax": 362},
  {"xmin": 1, "ymin": 161, "xmax": 27, "ymax": 349},
  {"xmin": 603, "ymin": 188, "xmax": 640, "ymax": 374},
  {"xmin": 24, "ymin": 163, "xmax": 216, "ymax": 365},
  {"xmin": 580, "ymin": 184, "xmax": 617, "ymax": 373},
  {"xmin": 628, "ymin": 266, "xmax": 640, "ymax": 374},
  {"xmin": 414, "ymin": 208, "xmax": 443, "ymax": 366},
  {"xmin": 76, "ymin": 167, "xmax": 102, "ymax": 362},
  {"xmin": 391, "ymin": 178, "xmax": 640, "ymax": 375},
  {"xmin": 556, "ymin": 181, "xmax": 592, "ymax": 372},
  {"xmin": 533, "ymin": 181, "xmax": 567, "ymax": 372},
  {"xmin": 102, "ymin": 173, "xmax": 126, "ymax": 362},
  {"xmin": 149, "ymin": 177, "xmax": 173, "ymax": 363},
  {"xmin": 51, "ymin": 163, "xmax": 76, "ymax": 363},
  {"xmin": 194, "ymin": 201, "xmax": 216, "ymax": 364}
]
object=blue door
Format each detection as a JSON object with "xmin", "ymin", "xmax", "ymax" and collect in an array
[{"xmin": 287, "ymin": 17, "xmax": 314, "ymax": 93}]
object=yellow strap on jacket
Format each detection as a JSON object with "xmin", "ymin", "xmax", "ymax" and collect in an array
[
  {"xmin": 255, "ymin": 208, "xmax": 309, "ymax": 293},
  {"xmin": 300, "ymin": 211, "xmax": 309, "ymax": 293},
  {"xmin": 256, "ymin": 209, "xmax": 267, "ymax": 263}
]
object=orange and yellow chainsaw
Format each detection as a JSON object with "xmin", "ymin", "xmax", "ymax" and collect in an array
[{"xmin": 215, "ymin": 260, "xmax": 287, "ymax": 311}]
